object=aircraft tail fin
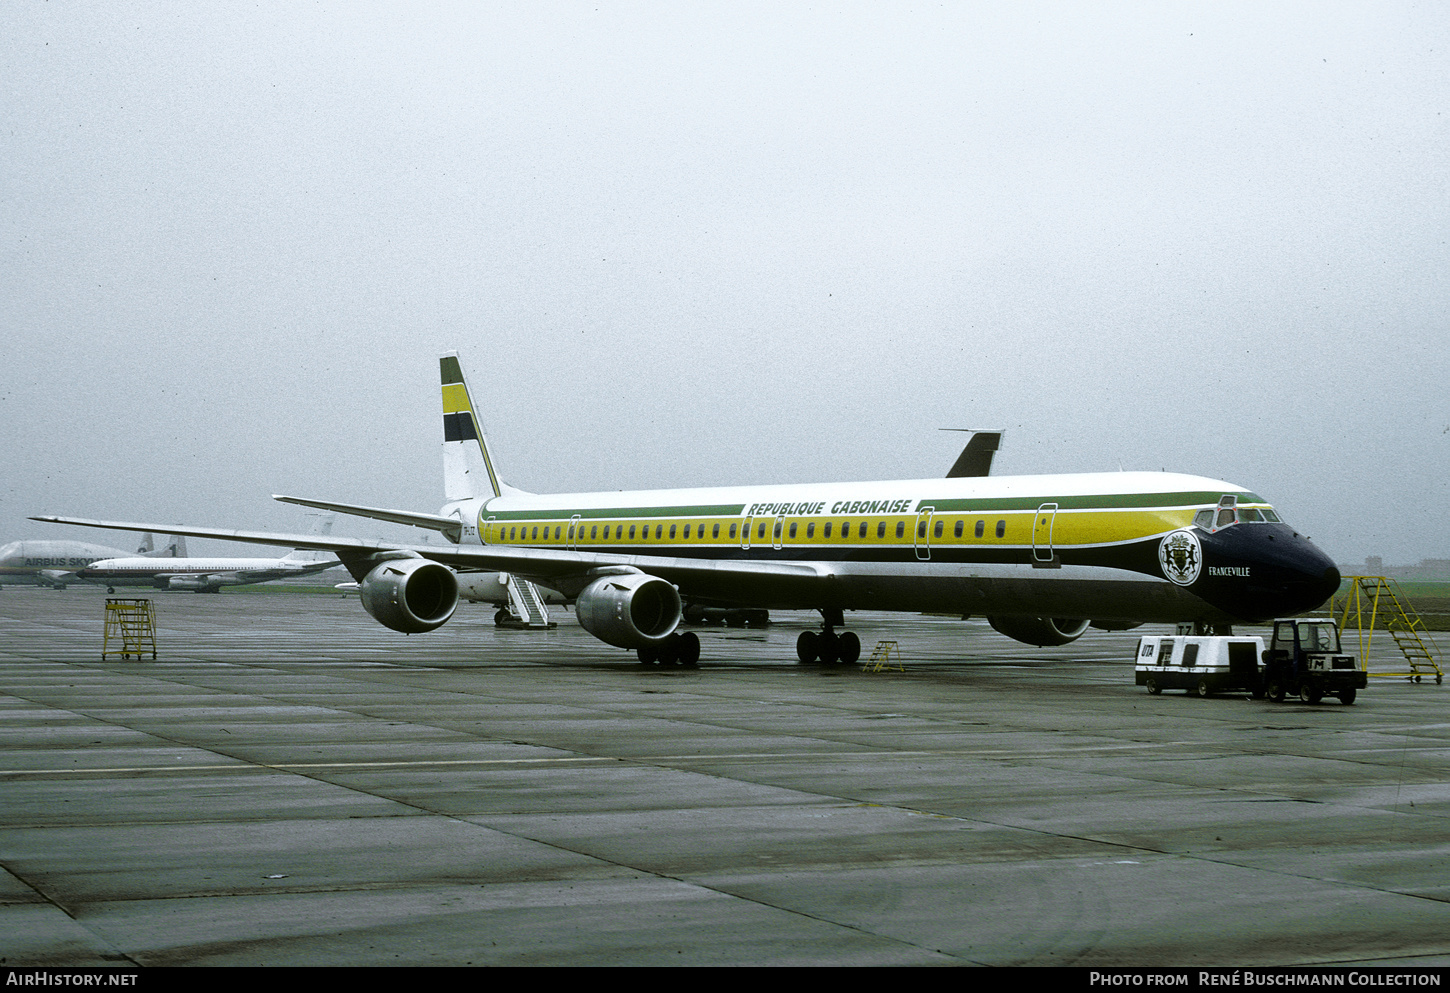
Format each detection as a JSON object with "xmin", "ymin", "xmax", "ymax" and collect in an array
[
  {"xmin": 441, "ymin": 351, "xmax": 515, "ymax": 501},
  {"xmin": 139, "ymin": 535, "xmax": 188, "ymax": 557},
  {"xmin": 943, "ymin": 430, "xmax": 1004, "ymax": 478},
  {"xmin": 281, "ymin": 547, "xmax": 338, "ymax": 564},
  {"xmin": 280, "ymin": 513, "xmax": 340, "ymax": 563}
]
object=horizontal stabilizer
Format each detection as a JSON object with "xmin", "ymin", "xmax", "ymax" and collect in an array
[{"xmin": 273, "ymin": 496, "xmax": 464, "ymax": 542}]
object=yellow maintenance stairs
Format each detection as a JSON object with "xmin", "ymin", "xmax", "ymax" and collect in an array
[
  {"xmin": 1334, "ymin": 576, "xmax": 1444, "ymax": 684},
  {"xmin": 102, "ymin": 598, "xmax": 157, "ymax": 661}
]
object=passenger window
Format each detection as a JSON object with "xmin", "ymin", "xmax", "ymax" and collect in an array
[
  {"xmin": 758, "ymin": 523, "xmax": 766, "ymax": 539},
  {"xmin": 895, "ymin": 521, "xmax": 905, "ymax": 539},
  {"xmin": 530, "ymin": 527, "xmax": 537, "ymax": 539},
  {"xmin": 996, "ymin": 520, "xmax": 1005, "ymax": 538},
  {"xmin": 806, "ymin": 523, "xmax": 815, "ymax": 538},
  {"xmin": 510, "ymin": 527, "xmax": 517, "ymax": 540},
  {"xmin": 859, "ymin": 522, "xmax": 867, "ymax": 538},
  {"xmin": 877, "ymin": 521, "xmax": 886, "ymax": 539},
  {"xmin": 555, "ymin": 527, "xmax": 561, "ymax": 539},
  {"xmin": 975, "ymin": 520, "xmax": 984, "ymax": 538},
  {"xmin": 841, "ymin": 520, "xmax": 850, "ymax": 536},
  {"xmin": 590, "ymin": 526, "xmax": 597, "ymax": 539},
  {"xmin": 954, "ymin": 520, "xmax": 963, "ymax": 538},
  {"xmin": 683, "ymin": 524, "xmax": 691, "ymax": 539},
  {"xmin": 729, "ymin": 523, "xmax": 737, "ymax": 539},
  {"xmin": 712, "ymin": 523, "xmax": 720, "ymax": 538},
  {"xmin": 823, "ymin": 522, "xmax": 832, "ymax": 539},
  {"xmin": 668, "ymin": 525, "xmax": 676, "ymax": 539},
  {"xmin": 934, "ymin": 520, "xmax": 944, "ymax": 539},
  {"xmin": 656, "ymin": 525, "xmax": 663, "ymax": 539},
  {"xmin": 629, "ymin": 525, "xmax": 636, "ymax": 539},
  {"xmin": 789, "ymin": 523, "xmax": 797, "ymax": 538}
]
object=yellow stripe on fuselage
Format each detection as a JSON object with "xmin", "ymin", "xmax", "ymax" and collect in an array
[{"xmin": 481, "ymin": 505, "xmax": 1209, "ymax": 551}]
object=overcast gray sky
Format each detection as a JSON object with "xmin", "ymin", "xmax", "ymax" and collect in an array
[{"xmin": 3, "ymin": 2, "xmax": 1446, "ymax": 565}]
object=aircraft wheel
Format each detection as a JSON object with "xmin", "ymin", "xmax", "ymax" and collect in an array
[
  {"xmin": 817, "ymin": 632, "xmax": 840, "ymax": 665},
  {"xmin": 796, "ymin": 631, "xmax": 819, "ymax": 664},
  {"xmin": 676, "ymin": 631, "xmax": 700, "ymax": 667},
  {"xmin": 1196, "ymin": 678, "xmax": 1212, "ymax": 698},
  {"xmin": 494, "ymin": 609, "xmax": 509, "ymax": 626},
  {"xmin": 107, "ymin": 587, "xmax": 115, "ymax": 594},
  {"xmin": 1145, "ymin": 676, "xmax": 1160, "ymax": 696},
  {"xmin": 1339, "ymin": 687, "xmax": 1357, "ymax": 705},
  {"xmin": 637, "ymin": 644, "xmax": 658, "ymax": 665},
  {"xmin": 838, "ymin": 631, "xmax": 861, "ymax": 665}
]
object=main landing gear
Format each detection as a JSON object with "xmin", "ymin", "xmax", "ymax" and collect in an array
[
  {"xmin": 637, "ymin": 631, "xmax": 701, "ymax": 668},
  {"xmin": 796, "ymin": 608, "xmax": 862, "ymax": 665}
]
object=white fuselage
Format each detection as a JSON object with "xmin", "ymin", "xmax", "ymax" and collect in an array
[{"xmin": 78, "ymin": 555, "xmax": 338, "ymax": 592}]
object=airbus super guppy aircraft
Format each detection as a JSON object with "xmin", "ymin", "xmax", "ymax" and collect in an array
[
  {"xmin": 0, "ymin": 535, "xmax": 184, "ymax": 589},
  {"xmin": 36, "ymin": 352, "xmax": 1340, "ymax": 665}
]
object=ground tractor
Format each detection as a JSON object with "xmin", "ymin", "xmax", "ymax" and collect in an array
[{"xmin": 1261, "ymin": 617, "xmax": 1365, "ymax": 705}]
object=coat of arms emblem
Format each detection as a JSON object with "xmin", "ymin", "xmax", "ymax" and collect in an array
[{"xmin": 1158, "ymin": 530, "xmax": 1202, "ymax": 586}]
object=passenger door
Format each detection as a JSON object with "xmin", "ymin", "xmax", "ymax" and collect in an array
[{"xmin": 1032, "ymin": 503, "xmax": 1058, "ymax": 565}]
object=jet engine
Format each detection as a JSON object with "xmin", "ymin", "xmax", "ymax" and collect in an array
[
  {"xmin": 166, "ymin": 576, "xmax": 220, "ymax": 592},
  {"xmin": 987, "ymin": 615, "xmax": 1092, "ymax": 647},
  {"xmin": 575, "ymin": 571, "xmax": 681, "ymax": 649},
  {"xmin": 359, "ymin": 555, "xmax": 459, "ymax": 634}
]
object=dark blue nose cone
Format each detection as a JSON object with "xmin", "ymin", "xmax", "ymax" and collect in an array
[{"xmin": 1195, "ymin": 525, "xmax": 1342, "ymax": 622}]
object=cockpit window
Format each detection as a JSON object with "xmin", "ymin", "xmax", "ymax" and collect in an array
[
  {"xmin": 1239, "ymin": 508, "xmax": 1262, "ymax": 523},
  {"xmin": 1194, "ymin": 510, "xmax": 1214, "ymax": 529}
]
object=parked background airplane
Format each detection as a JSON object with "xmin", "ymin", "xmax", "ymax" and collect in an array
[
  {"xmin": 0, "ymin": 534, "xmax": 185, "ymax": 589},
  {"xmin": 75, "ymin": 519, "xmax": 340, "ymax": 593},
  {"xmin": 77, "ymin": 547, "xmax": 340, "ymax": 593},
  {"xmin": 36, "ymin": 352, "xmax": 1340, "ymax": 666}
]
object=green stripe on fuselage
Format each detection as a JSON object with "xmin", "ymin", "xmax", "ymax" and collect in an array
[{"xmin": 486, "ymin": 504, "xmax": 747, "ymax": 521}]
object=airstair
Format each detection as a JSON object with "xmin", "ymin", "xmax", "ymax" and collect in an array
[
  {"xmin": 102, "ymin": 598, "xmax": 157, "ymax": 660},
  {"xmin": 1335, "ymin": 576, "xmax": 1444, "ymax": 684},
  {"xmin": 504, "ymin": 574, "xmax": 554, "ymax": 628}
]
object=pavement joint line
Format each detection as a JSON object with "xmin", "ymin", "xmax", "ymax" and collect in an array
[{"xmin": 0, "ymin": 741, "xmax": 1186, "ymax": 777}]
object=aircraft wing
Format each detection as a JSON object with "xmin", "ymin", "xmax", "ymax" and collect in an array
[{"xmin": 30, "ymin": 515, "xmax": 831, "ymax": 604}]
